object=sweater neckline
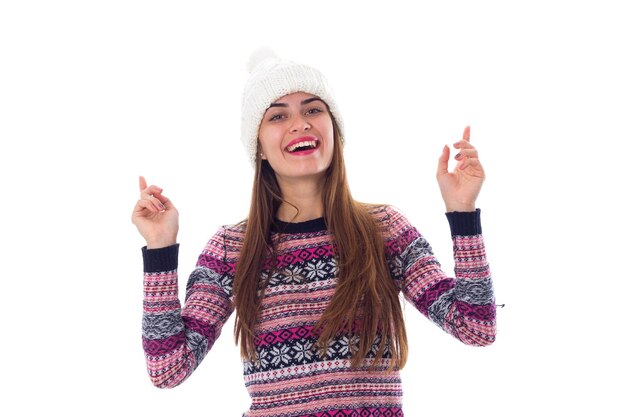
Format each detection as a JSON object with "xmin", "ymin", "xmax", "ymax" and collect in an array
[{"xmin": 271, "ymin": 217, "xmax": 327, "ymax": 234}]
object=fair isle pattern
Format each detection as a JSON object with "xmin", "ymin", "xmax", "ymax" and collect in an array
[{"xmin": 142, "ymin": 206, "xmax": 496, "ymax": 416}]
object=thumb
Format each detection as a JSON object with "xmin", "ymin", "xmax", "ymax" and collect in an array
[
  {"xmin": 437, "ymin": 145, "xmax": 450, "ymax": 177},
  {"xmin": 139, "ymin": 176, "xmax": 148, "ymax": 192}
]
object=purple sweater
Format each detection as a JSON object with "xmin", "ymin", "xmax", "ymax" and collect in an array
[{"xmin": 141, "ymin": 206, "xmax": 497, "ymax": 416}]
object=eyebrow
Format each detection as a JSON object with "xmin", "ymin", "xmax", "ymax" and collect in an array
[{"xmin": 268, "ymin": 97, "xmax": 324, "ymax": 108}]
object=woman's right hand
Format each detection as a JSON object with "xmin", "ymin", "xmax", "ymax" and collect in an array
[{"xmin": 131, "ymin": 176, "xmax": 179, "ymax": 249}]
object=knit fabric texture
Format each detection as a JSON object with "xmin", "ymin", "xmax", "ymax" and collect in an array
[
  {"xmin": 240, "ymin": 49, "xmax": 345, "ymax": 167},
  {"xmin": 141, "ymin": 206, "xmax": 496, "ymax": 416}
]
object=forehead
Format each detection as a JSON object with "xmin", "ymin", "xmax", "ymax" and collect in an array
[{"xmin": 273, "ymin": 91, "xmax": 318, "ymax": 104}]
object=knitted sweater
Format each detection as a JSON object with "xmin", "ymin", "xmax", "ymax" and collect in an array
[{"xmin": 141, "ymin": 206, "xmax": 496, "ymax": 416}]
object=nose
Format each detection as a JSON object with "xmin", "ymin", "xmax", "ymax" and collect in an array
[{"xmin": 289, "ymin": 114, "xmax": 311, "ymax": 133}]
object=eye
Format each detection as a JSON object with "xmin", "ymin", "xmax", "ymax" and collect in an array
[
  {"xmin": 268, "ymin": 113, "xmax": 286, "ymax": 122},
  {"xmin": 304, "ymin": 107, "xmax": 323, "ymax": 115}
]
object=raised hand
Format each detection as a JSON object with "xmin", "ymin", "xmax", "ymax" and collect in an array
[
  {"xmin": 131, "ymin": 176, "xmax": 179, "ymax": 248},
  {"xmin": 436, "ymin": 126, "xmax": 485, "ymax": 212}
]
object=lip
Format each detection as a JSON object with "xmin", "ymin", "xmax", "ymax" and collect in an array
[{"xmin": 285, "ymin": 135, "xmax": 318, "ymax": 150}]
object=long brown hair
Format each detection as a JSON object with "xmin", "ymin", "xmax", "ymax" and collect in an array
[{"xmin": 233, "ymin": 116, "xmax": 408, "ymax": 371}]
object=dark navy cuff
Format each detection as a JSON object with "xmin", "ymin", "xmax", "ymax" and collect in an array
[
  {"xmin": 445, "ymin": 208, "xmax": 482, "ymax": 236},
  {"xmin": 141, "ymin": 244, "xmax": 180, "ymax": 273}
]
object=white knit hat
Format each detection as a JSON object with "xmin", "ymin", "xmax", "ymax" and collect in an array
[{"xmin": 240, "ymin": 48, "xmax": 345, "ymax": 166}]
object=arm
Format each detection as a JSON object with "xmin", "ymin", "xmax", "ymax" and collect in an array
[
  {"xmin": 385, "ymin": 207, "xmax": 496, "ymax": 346},
  {"xmin": 141, "ymin": 227, "xmax": 235, "ymax": 388}
]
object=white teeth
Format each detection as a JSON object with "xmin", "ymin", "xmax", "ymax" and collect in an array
[{"xmin": 287, "ymin": 140, "xmax": 317, "ymax": 152}]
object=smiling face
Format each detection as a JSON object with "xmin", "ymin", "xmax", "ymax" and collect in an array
[{"xmin": 257, "ymin": 92, "xmax": 334, "ymax": 185}]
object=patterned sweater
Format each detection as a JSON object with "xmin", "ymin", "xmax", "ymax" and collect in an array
[{"xmin": 141, "ymin": 206, "xmax": 496, "ymax": 416}]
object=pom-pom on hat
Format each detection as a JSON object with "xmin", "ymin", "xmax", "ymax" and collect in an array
[{"xmin": 240, "ymin": 48, "xmax": 345, "ymax": 166}]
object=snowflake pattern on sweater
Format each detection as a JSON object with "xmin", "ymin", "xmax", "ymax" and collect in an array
[{"xmin": 141, "ymin": 206, "xmax": 496, "ymax": 417}]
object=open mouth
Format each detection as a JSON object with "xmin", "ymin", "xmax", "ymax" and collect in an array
[{"xmin": 286, "ymin": 140, "xmax": 320, "ymax": 153}]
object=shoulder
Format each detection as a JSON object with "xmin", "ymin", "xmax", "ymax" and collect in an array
[
  {"xmin": 363, "ymin": 204, "xmax": 426, "ymax": 261},
  {"xmin": 199, "ymin": 219, "xmax": 247, "ymax": 260},
  {"xmin": 361, "ymin": 203, "xmax": 414, "ymax": 238},
  {"xmin": 194, "ymin": 221, "xmax": 246, "ymax": 291},
  {"xmin": 221, "ymin": 219, "xmax": 247, "ymax": 242}
]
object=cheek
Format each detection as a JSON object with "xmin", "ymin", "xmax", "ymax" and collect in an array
[
  {"xmin": 258, "ymin": 124, "xmax": 268, "ymax": 143},
  {"xmin": 258, "ymin": 127, "xmax": 276, "ymax": 152},
  {"xmin": 323, "ymin": 123, "xmax": 335, "ymax": 148},
  {"xmin": 326, "ymin": 140, "xmax": 335, "ymax": 159}
]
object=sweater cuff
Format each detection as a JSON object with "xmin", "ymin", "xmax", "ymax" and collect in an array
[
  {"xmin": 445, "ymin": 208, "xmax": 482, "ymax": 236},
  {"xmin": 141, "ymin": 244, "xmax": 180, "ymax": 273}
]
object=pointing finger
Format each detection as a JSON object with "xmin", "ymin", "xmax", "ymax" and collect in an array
[
  {"xmin": 463, "ymin": 126, "xmax": 471, "ymax": 142},
  {"xmin": 139, "ymin": 176, "xmax": 148, "ymax": 192},
  {"xmin": 437, "ymin": 144, "xmax": 451, "ymax": 177}
]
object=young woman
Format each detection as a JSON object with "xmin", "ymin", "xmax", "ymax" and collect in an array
[{"xmin": 132, "ymin": 51, "xmax": 497, "ymax": 417}]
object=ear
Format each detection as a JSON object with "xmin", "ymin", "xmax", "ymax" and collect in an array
[{"xmin": 258, "ymin": 143, "xmax": 267, "ymax": 160}]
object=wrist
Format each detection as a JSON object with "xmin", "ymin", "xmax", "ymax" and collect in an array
[
  {"xmin": 146, "ymin": 238, "xmax": 177, "ymax": 249},
  {"xmin": 445, "ymin": 204, "xmax": 476, "ymax": 212}
]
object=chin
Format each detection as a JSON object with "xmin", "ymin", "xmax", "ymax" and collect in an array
[{"xmin": 277, "ymin": 167, "xmax": 327, "ymax": 182}]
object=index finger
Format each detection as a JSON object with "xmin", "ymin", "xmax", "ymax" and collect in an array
[
  {"xmin": 463, "ymin": 125, "xmax": 471, "ymax": 142},
  {"xmin": 139, "ymin": 176, "xmax": 147, "ymax": 192}
]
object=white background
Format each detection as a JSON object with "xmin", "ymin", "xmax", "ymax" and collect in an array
[{"xmin": 1, "ymin": 1, "xmax": 624, "ymax": 416}]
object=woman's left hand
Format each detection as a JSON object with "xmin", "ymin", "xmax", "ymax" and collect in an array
[{"xmin": 436, "ymin": 126, "xmax": 485, "ymax": 212}]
